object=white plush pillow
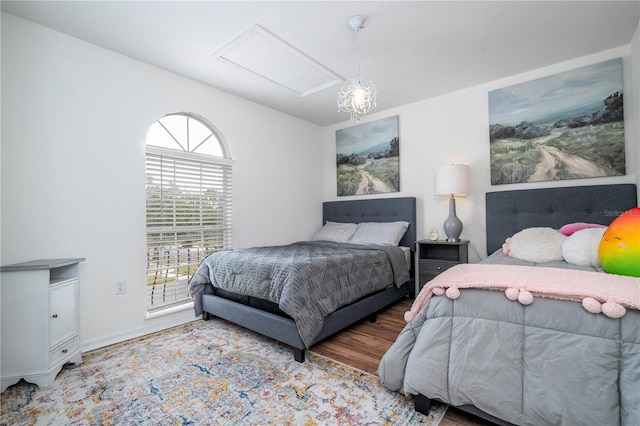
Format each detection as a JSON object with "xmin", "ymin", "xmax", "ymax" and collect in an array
[
  {"xmin": 348, "ymin": 221, "xmax": 410, "ymax": 246},
  {"xmin": 311, "ymin": 221, "xmax": 358, "ymax": 243},
  {"xmin": 509, "ymin": 227, "xmax": 566, "ymax": 263},
  {"xmin": 562, "ymin": 227, "xmax": 607, "ymax": 267}
]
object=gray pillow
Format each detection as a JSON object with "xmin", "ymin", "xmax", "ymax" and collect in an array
[
  {"xmin": 348, "ymin": 221, "xmax": 409, "ymax": 246},
  {"xmin": 311, "ymin": 221, "xmax": 358, "ymax": 243}
]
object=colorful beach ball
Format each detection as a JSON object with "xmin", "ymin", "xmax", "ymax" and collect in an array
[{"xmin": 598, "ymin": 207, "xmax": 640, "ymax": 277}]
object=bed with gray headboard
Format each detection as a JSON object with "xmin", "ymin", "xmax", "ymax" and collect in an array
[
  {"xmin": 188, "ymin": 197, "xmax": 416, "ymax": 362},
  {"xmin": 379, "ymin": 184, "xmax": 639, "ymax": 426}
]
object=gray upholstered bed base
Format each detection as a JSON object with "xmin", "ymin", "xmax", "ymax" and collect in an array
[
  {"xmin": 201, "ymin": 197, "xmax": 417, "ymax": 362},
  {"xmin": 416, "ymin": 183, "xmax": 637, "ymax": 425}
]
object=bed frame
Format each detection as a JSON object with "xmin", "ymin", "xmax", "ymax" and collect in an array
[
  {"xmin": 201, "ymin": 197, "xmax": 416, "ymax": 362},
  {"xmin": 416, "ymin": 183, "xmax": 637, "ymax": 425}
]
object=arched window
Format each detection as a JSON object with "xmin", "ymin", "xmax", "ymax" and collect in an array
[{"xmin": 145, "ymin": 113, "xmax": 233, "ymax": 318}]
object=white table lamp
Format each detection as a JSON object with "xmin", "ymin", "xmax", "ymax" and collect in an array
[{"xmin": 436, "ymin": 164, "xmax": 470, "ymax": 242}]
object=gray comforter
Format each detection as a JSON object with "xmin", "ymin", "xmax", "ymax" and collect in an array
[
  {"xmin": 379, "ymin": 252, "xmax": 640, "ymax": 426},
  {"xmin": 188, "ymin": 241, "xmax": 409, "ymax": 347}
]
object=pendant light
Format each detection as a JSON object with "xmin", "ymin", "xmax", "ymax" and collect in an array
[{"xmin": 337, "ymin": 15, "xmax": 377, "ymax": 121}]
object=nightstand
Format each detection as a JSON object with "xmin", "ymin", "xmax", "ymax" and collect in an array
[{"xmin": 415, "ymin": 240, "xmax": 469, "ymax": 294}]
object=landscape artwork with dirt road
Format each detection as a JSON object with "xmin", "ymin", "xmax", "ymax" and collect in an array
[
  {"xmin": 489, "ymin": 58, "xmax": 625, "ymax": 185},
  {"xmin": 336, "ymin": 115, "xmax": 400, "ymax": 196}
]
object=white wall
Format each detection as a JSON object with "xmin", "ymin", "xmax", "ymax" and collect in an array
[
  {"xmin": 324, "ymin": 44, "xmax": 638, "ymax": 260},
  {"xmin": 1, "ymin": 13, "xmax": 324, "ymax": 351}
]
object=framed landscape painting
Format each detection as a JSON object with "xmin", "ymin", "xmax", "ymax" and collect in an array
[
  {"xmin": 336, "ymin": 115, "xmax": 400, "ymax": 196},
  {"xmin": 488, "ymin": 58, "xmax": 625, "ymax": 185}
]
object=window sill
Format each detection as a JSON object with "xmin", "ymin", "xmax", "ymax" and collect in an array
[{"xmin": 145, "ymin": 300, "xmax": 194, "ymax": 320}]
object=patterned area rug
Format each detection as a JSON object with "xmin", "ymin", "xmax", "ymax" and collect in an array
[{"xmin": 1, "ymin": 318, "xmax": 446, "ymax": 425}]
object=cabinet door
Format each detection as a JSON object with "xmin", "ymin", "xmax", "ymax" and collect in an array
[{"xmin": 49, "ymin": 280, "xmax": 78, "ymax": 348}]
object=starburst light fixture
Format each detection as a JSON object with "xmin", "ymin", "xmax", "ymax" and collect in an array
[{"xmin": 337, "ymin": 15, "xmax": 377, "ymax": 121}]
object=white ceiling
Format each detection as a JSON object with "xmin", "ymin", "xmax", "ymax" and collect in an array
[{"xmin": 2, "ymin": 1, "xmax": 639, "ymax": 126}]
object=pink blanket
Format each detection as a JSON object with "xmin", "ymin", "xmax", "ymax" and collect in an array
[{"xmin": 406, "ymin": 263, "xmax": 640, "ymax": 322}]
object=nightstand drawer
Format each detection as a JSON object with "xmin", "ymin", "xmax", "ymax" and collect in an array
[{"xmin": 420, "ymin": 260, "xmax": 458, "ymax": 275}]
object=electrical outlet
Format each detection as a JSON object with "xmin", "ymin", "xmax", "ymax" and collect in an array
[{"xmin": 115, "ymin": 279, "xmax": 127, "ymax": 295}]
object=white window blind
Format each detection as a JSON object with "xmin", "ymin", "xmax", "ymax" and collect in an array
[
  {"xmin": 146, "ymin": 152, "xmax": 232, "ymax": 314},
  {"xmin": 145, "ymin": 114, "xmax": 232, "ymax": 317}
]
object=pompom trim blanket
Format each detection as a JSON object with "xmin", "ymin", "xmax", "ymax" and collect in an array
[{"xmin": 406, "ymin": 263, "xmax": 640, "ymax": 322}]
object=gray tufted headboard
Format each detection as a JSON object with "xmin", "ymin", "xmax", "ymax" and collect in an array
[
  {"xmin": 486, "ymin": 184, "xmax": 637, "ymax": 255},
  {"xmin": 323, "ymin": 197, "xmax": 417, "ymax": 251}
]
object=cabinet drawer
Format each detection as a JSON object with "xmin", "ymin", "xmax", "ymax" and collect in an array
[
  {"xmin": 49, "ymin": 337, "xmax": 79, "ymax": 368},
  {"xmin": 419, "ymin": 260, "xmax": 458, "ymax": 275}
]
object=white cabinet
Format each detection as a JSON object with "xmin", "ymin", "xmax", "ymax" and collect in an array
[{"xmin": 1, "ymin": 258, "xmax": 85, "ymax": 392}]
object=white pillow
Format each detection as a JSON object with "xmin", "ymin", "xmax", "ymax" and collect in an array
[
  {"xmin": 348, "ymin": 221, "xmax": 410, "ymax": 246},
  {"xmin": 562, "ymin": 227, "xmax": 607, "ymax": 267},
  {"xmin": 509, "ymin": 227, "xmax": 565, "ymax": 263},
  {"xmin": 311, "ymin": 221, "xmax": 358, "ymax": 243}
]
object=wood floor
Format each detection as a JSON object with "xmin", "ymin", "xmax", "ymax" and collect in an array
[{"xmin": 310, "ymin": 297, "xmax": 494, "ymax": 426}]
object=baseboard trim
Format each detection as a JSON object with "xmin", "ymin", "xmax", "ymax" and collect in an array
[{"xmin": 81, "ymin": 309, "xmax": 197, "ymax": 353}]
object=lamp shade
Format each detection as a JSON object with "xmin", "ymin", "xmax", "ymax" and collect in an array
[{"xmin": 436, "ymin": 164, "xmax": 470, "ymax": 196}]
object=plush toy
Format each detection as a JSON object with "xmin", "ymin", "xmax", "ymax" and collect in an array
[
  {"xmin": 508, "ymin": 227, "xmax": 565, "ymax": 263},
  {"xmin": 562, "ymin": 227, "xmax": 607, "ymax": 267},
  {"xmin": 502, "ymin": 237, "xmax": 511, "ymax": 255},
  {"xmin": 598, "ymin": 207, "xmax": 640, "ymax": 277}
]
